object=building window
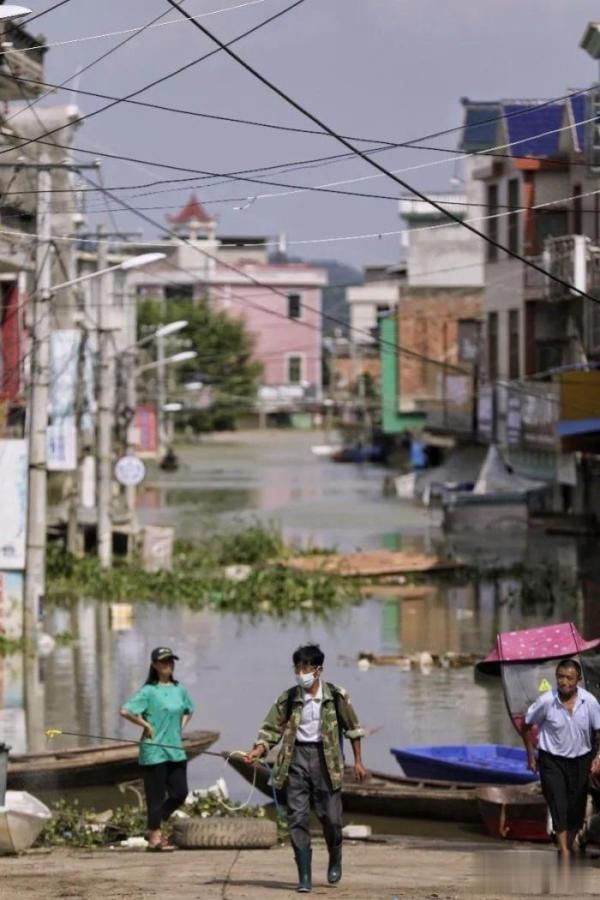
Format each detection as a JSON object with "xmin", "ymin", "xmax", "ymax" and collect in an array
[
  {"xmin": 507, "ymin": 179, "xmax": 519, "ymax": 254},
  {"xmin": 287, "ymin": 293, "xmax": 302, "ymax": 319},
  {"xmin": 287, "ymin": 355, "xmax": 303, "ymax": 384},
  {"xmin": 573, "ymin": 184, "xmax": 583, "ymax": 235},
  {"xmin": 487, "ymin": 312, "xmax": 498, "ymax": 380},
  {"xmin": 508, "ymin": 309, "xmax": 520, "ymax": 379},
  {"xmin": 165, "ymin": 284, "xmax": 194, "ymax": 300},
  {"xmin": 487, "ymin": 184, "xmax": 499, "ymax": 262}
]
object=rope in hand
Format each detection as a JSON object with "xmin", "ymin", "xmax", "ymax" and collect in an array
[{"xmin": 46, "ymin": 729, "xmax": 267, "ymax": 812}]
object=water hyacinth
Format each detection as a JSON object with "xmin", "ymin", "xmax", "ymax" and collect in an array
[{"xmin": 46, "ymin": 525, "xmax": 360, "ymax": 621}]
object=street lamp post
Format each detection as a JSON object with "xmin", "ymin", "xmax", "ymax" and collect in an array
[
  {"xmin": 24, "ymin": 236, "xmax": 166, "ymax": 633},
  {"xmin": 120, "ymin": 320, "xmax": 189, "ymax": 518},
  {"xmin": 95, "ymin": 242, "xmax": 167, "ymax": 569}
]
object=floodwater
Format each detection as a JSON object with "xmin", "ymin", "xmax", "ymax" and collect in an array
[{"xmin": 4, "ymin": 431, "xmax": 599, "ymax": 824}]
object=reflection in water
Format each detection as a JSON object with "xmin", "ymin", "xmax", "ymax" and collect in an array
[
  {"xmin": 9, "ymin": 578, "xmax": 600, "ymax": 803},
  {"xmin": 2, "ymin": 433, "xmax": 600, "ymax": 815}
]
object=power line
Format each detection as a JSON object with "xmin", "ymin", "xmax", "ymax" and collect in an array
[
  {"xmin": 1, "ymin": 169, "xmax": 595, "ymax": 256},
  {"xmin": 7, "ymin": 5, "xmax": 176, "ymax": 131},
  {"xmin": 5, "ymin": 70, "xmax": 595, "ymax": 171},
  {"xmin": 0, "ymin": 0, "xmax": 308, "ymax": 161},
  {"xmin": 161, "ymin": 0, "xmax": 600, "ymax": 313},
  {"xmin": 0, "ymin": 104, "xmax": 591, "ymax": 219},
  {"xmin": 11, "ymin": 0, "xmax": 270, "ymax": 55},
  {"xmin": 19, "ymin": 0, "xmax": 73, "ymax": 27}
]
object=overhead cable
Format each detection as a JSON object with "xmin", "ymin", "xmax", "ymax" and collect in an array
[
  {"xmin": 160, "ymin": 0, "xmax": 600, "ymax": 311},
  {"xmin": 0, "ymin": 0, "xmax": 307, "ymax": 161}
]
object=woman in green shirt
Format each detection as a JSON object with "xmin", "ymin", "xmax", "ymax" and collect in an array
[{"xmin": 120, "ymin": 647, "xmax": 194, "ymax": 851}]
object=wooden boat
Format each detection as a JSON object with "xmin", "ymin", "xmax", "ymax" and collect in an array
[
  {"xmin": 226, "ymin": 755, "xmax": 481, "ymax": 823},
  {"xmin": 476, "ymin": 784, "xmax": 549, "ymax": 842},
  {"xmin": 390, "ymin": 744, "xmax": 537, "ymax": 785},
  {"xmin": 0, "ymin": 791, "xmax": 52, "ymax": 854},
  {"xmin": 7, "ymin": 729, "xmax": 219, "ymax": 790}
]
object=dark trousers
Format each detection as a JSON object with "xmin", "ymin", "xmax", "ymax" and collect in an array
[
  {"xmin": 538, "ymin": 749, "xmax": 592, "ymax": 834},
  {"xmin": 286, "ymin": 742, "xmax": 343, "ymax": 852},
  {"xmin": 142, "ymin": 760, "xmax": 188, "ymax": 830}
]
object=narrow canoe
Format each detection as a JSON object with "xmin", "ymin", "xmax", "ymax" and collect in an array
[
  {"xmin": 476, "ymin": 784, "xmax": 549, "ymax": 842},
  {"xmin": 226, "ymin": 754, "xmax": 481, "ymax": 823},
  {"xmin": 7, "ymin": 730, "xmax": 220, "ymax": 790},
  {"xmin": 390, "ymin": 744, "xmax": 537, "ymax": 785}
]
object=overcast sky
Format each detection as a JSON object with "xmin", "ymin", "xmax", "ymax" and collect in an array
[{"xmin": 24, "ymin": 0, "xmax": 600, "ymax": 268}]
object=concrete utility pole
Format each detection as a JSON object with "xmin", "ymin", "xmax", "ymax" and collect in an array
[
  {"xmin": 95, "ymin": 224, "xmax": 113, "ymax": 568},
  {"xmin": 124, "ymin": 347, "xmax": 138, "ymax": 519},
  {"xmin": 23, "ymin": 157, "xmax": 51, "ymax": 645},
  {"xmin": 156, "ymin": 330, "xmax": 167, "ymax": 459}
]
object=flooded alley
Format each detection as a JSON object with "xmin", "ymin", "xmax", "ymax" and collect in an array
[{"xmin": 1, "ymin": 431, "xmax": 593, "ymax": 818}]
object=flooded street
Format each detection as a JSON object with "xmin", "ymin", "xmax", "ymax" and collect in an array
[{"xmin": 5, "ymin": 432, "xmax": 598, "ymax": 811}]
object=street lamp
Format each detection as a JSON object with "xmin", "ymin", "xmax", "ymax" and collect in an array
[
  {"xmin": 136, "ymin": 349, "xmax": 197, "ymax": 459},
  {"xmin": 50, "ymin": 252, "xmax": 166, "ymax": 293},
  {"xmin": 135, "ymin": 350, "xmax": 197, "ymax": 375},
  {"xmin": 24, "ymin": 245, "xmax": 166, "ymax": 648},
  {"xmin": 133, "ymin": 319, "xmax": 188, "ymax": 352},
  {"xmin": 0, "ymin": 6, "xmax": 32, "ymax": 20}
]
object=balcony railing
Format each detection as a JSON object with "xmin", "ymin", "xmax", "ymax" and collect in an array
[{"xmin": 524, "ymin": 235, "xmax": 591, "ymax": 303}]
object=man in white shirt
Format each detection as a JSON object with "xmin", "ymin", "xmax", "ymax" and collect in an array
[
  {"xmin": 245, "ymin": 643, "xmax": 366, "ymax": 893},
  {"xmin": 523, "ymin": 658, "xmax": 600, "ymax": 858}
]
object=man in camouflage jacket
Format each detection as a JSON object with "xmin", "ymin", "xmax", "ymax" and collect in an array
[{"xmin": 245, "ymin": 644, "xmax": 366, "ymax": 893}]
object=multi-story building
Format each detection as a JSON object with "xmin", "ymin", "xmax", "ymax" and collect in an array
[
  {"xmin": 129, "ymin": 196, "xmax": 327, "ymax": 416},
  {"xmin": 380, "ymin": 189, "xmax": 485, "ymax": 439},
  {"xmin": 463, "ymin": 36, "xmax": 600, "ymax": 511}
]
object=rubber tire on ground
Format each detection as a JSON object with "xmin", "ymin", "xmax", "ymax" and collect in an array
[{"xmin": 172, "ymin": 817, "xmax": 278, "ymax": 849}]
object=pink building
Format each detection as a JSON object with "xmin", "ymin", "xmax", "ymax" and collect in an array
[{"xmin": 131, "ymin": 197, "xmax": 327, "ymax": 408}]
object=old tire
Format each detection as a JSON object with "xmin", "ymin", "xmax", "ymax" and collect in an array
[{"xmin": 172, "ymin": 817, "xmax": 278, "ymax": 849}]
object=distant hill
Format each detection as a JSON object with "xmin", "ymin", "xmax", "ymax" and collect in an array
[{"xmin": 307, "ymin": 258, "xmax": 363, "ymax": 338}]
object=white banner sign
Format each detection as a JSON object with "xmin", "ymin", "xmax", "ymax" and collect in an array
[
  {"xmin": 0, "ymin": 440, "xmax": 27, "ymax": 570},
  {"xmin": 47, "ymin": 419, "xmax": 77, "ymax": 471}
]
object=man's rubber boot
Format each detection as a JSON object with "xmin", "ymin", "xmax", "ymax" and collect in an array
[
  {"xmin": 327, "ymin": 844, "xmax": 342, "ymax": 884},
  {"xmin": 294, "ymin": 847, "xmax": 312, "ymax": 893}
]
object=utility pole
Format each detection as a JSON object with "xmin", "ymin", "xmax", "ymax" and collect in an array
[
  {"xmin": 156, "ymin": 330, "xmax": 166, "ymax": 459},
  {"xmin": 66, "ymin": 328, "xmax": 88, "ymax": 555},
  {"xmin": 124, "ymin": 347, "xmax": 138, "ymax": 520},
  {"xmin": 23, "ymin": 156, "xmax": 52, "ymax": 646},
  {"xmin": 95, "ymin": 224, "xmax": 113, "ymax": 568}
]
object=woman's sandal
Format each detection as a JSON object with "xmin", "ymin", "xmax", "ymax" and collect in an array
[{"xmin": 146, "ymin": 835, "xmax": 176, "ymax": 852}]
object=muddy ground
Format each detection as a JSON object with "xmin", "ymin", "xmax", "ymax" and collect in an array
[{"xmin": 1, "ymin": 837, "xmax": 597, "ymax": 899}]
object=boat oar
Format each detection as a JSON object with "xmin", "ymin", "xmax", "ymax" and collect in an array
[{"xmin": 45, "ymin": 728, "xmax": 227, "ymax": 759}]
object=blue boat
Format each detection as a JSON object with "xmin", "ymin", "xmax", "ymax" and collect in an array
[{"xmin": 390, "ymin": 744, "xmax": 538, "ymax": 785}]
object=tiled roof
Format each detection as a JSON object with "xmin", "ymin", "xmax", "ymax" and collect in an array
[
  {"xmin": 168, "ymin": 194, "xmax": 213, "ymax": 225},
  {"xmin": 460, "ymin": 96, "xmax": 580, "ymax": 159},
  {"xmin": 459, "ymin": 100, "xmax": 501, "ymax": 151},
  {"xmin": 503, "ymin": 102, "xmax": 564, "ymax": 157}
]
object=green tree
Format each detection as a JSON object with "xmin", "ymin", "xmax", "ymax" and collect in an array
[{"xmin": 138, "ymin": 297, "xmax": 262, "ymax": 432}]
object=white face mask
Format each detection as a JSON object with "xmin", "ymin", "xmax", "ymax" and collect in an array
[{"xmin": 296, "ymin": 671, "xmax": 317, "ymax": 690}]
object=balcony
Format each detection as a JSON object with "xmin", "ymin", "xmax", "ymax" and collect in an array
[
  {"xmin": 482, "ymin": 373, "xmax": 600, "ymax": 454},
  {"xmin": 524, "ymin": 235, "xmax": 600, "ymax": 303},
  {"xmin": 0, "ymin": 21, "xmax": 47, "ymax": 100}
]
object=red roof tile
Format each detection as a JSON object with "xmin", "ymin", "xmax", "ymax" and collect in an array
[{"xmin": 168, "ymin": 194, "xmax": 213, "ymax": 225}]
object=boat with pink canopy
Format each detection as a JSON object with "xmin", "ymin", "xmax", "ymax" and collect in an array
[
  {"xmin": 476, "ymin": 622, "xmax": 600, "ymax": 735},
  {"xmin": 474, "ymin": 622, "xmax": 600, "ymax": 842}
]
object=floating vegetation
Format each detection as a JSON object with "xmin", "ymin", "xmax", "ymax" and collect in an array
[{"xmin": 46, "ymin": 525, "xmax": 359, "ymax": 620}]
